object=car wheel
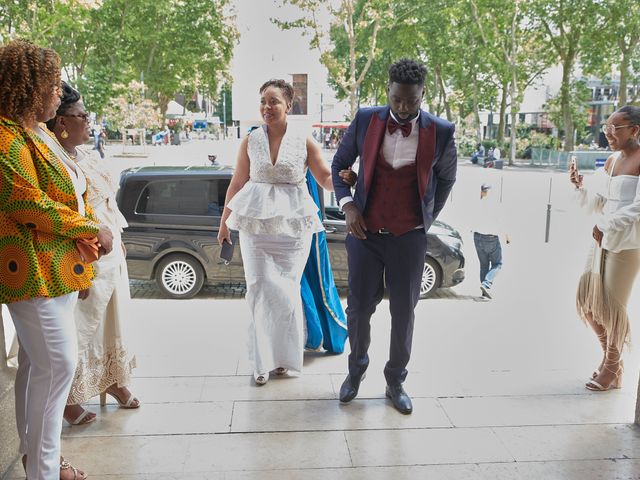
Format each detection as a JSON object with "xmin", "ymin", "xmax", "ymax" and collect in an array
[
  {"xmin": 420, "ymin": 257, "xmax": 442, "ymax": 298},
  {"xmin": 155, "ymin": 254, "xmax": 205, "ymax": 299}
]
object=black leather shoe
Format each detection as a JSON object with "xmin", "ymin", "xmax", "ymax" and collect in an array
[
  {"xmin": 385, "ymin": 384, "xmax": 413, "ymax": 414},
  {"xmin": 339, "ymin": 373, "xmax": 366, "ymax": 403}
]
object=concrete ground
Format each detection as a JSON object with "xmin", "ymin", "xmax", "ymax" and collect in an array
[{"xmin": 6, "ymin": 140, "xmax": 640, "ymax": 479}]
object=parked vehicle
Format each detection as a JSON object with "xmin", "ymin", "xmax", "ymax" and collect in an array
[{"xmin": 116, "ymin": 166, "xmax": 465, "ymax": 299}]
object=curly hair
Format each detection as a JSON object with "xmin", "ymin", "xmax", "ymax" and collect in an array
[
  {"xmin": 259, "ymin": 79, "xmax": 294, "ymax": 103},
  {"xmin": 0, "ymin": 40, "xmax": 61, "ymax": 126},
  {"xmin": 44, "ymin": 81, "xmax": 81, "ymax": 131},
  {"xmin": 388, "ymin": 58, "xmax": 427, "ymax": 86}
]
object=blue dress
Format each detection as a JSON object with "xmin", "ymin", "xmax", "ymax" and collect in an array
[{"xmin": 301, "ymin": 171, "xmax": 348, "ymax": 353}]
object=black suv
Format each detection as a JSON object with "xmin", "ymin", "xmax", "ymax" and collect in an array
[{"xmin": 117, "ymin": 166, "xmax": 465, "ymax": 299}]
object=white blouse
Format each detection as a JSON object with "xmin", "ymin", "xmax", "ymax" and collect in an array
[{"xmin": 576, "ymin": 154, "xmax": 640, "ymax": 253}]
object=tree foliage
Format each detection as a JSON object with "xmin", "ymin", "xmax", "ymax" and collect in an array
[{"xmin": 1, "ymin": 0, "xmax": 238, "ymax": 119}]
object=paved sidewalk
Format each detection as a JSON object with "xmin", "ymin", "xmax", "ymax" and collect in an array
[{"xmin": 8, "ymin": 146, "xmax": 640, "ymax": 479}]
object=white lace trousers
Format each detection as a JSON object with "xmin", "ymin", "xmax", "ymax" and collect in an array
[
  {"xmin": 240, "ymin": 231, "xmax": 312, "ymax": 374},
  {"xmin": 9, "ymin": 292, "xmax": 79, "ymax": 480}
]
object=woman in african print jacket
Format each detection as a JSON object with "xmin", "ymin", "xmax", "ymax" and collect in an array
[{"xmin": 0, "ymin": 40, "xmax": 113, "ymax": 480}]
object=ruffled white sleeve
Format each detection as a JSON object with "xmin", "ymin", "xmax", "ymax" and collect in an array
[
  {"xmin": 574, "ymin": 168, "xmax": 607, "ymax": 215},
  {"xmin": 597, "ymin": 178, "xmax": 640, "ymax": 233}
]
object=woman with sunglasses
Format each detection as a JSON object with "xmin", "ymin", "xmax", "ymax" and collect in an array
[
  {"xmin": 570, "ymin": 105, "xmax": 640, "ymax": 391},
  {"xmin": 45, "ymin": 82, "xmax": 139, "ymax": 425}
]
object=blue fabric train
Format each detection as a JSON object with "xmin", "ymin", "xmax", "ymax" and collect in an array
[{"xmin": 301, "ymin": 170, "xmax": 348, "ymax": 353}]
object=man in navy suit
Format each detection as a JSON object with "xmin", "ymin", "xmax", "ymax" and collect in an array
[{"xmin": 331, "ymin": 59, "xmax": 457, "ymax": 414}]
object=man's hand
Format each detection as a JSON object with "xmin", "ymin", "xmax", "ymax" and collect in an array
[
  {"xmin": 339, "ymin": 168, "xmax": 357, "ymax": 187},
  {"xmin": 343, "ymin": 202, "xmax": 367, "ymax": 240},
  {"xmin": 78, "ymin": 288, "xmax": 90, "ymax": 300},
  {"xmin": 592, "ymin": 225, "xmax": 603, "ymax": 246},
  {"xmin": 97, "ymin": 225, "xmax": 114, "ymax": 254}
]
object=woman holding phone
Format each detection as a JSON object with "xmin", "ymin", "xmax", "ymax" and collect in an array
[
  {"xmin": 570, "ymin": 105, "xmax": 640, "ymax": 391},
  {"xmin": 217, "ymin": 79, "xmax": 352, "ymax": 385}
]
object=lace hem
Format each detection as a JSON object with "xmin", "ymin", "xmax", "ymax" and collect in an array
[
  {"xmin": 226, "ymin": 212, "xmax": 324, "ymax": 237},
  {"xmin": 67, "ymin": 346, "xmax": 137, "ymax": 405}
]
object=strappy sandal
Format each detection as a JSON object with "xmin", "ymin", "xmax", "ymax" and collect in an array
[
  {"xmin": 586, "ymin": 365, "xmax": 623, "ymax": 391},
  {"xmin": 64, "ymin": 405, "xmax": 97, "ymax": 425},
  {"xmin": 22, "ymin": 455, "xmax": 87, "ymax": 480},
  {"xmin": 100, "ymin": 385, "xmax": 140, "ymax": 409},
  {"xmin": 60, "ymin": 457, "xmax": 88, "ymax": 480},
  {"xmin": 253, "ymin": 372, "xmax": 269, "ymax": 385}
]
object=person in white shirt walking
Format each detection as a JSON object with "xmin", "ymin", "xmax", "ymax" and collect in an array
[{"xmin": 472, "ymin": 183, "xmax": 510, "ymax": 299}]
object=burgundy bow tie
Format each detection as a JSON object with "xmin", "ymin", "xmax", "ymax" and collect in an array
[{"xmin": 388, "ymin": 118, "xmax": 412, "ymax": 137}]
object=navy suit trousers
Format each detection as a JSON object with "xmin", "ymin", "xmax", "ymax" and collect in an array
[{"xmin": 345, "ymin": 229, "xmax": 428, "ymax": 385}]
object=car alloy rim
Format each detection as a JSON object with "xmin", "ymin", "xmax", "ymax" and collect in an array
[
  {"xmin": 421, "ymin": 262, "xmax": 436, "ymax": 295},
  {"xmin": 162, "ymin": 260, "xmax": 197, "ymax": 295}
]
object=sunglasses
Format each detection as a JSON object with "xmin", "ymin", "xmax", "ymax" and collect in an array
[
  {"xmin": 601, "ymin": 124, "xmax": 635, "ymax": 134},
  {"xmin": 61, "ymin": 113, "xmax": 90, "ymax": 123}
]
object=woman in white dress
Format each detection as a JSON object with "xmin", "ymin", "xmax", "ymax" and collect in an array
[
  {"xmin": 45, "ymin": 82, "xmax": 138, "ymax": 423},
  {"xmin": 570, "ymin": 105, "xmax": 640, "ymax": 391},
  {"xmin": 218, "ymin": 79, "xmax": 337, "ymax": 385}
]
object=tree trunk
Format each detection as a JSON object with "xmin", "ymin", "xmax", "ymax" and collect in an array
[
  {"xmin": 473, "ymin": 73, "xmax": 481, "ymax": 141},
  {"xmin": 509, "ymin": 74, "xmax": 518, "ymax": 167},
  {"xmin": 435, "ymin": 66, "xmax": 452, "ymax": 121},
  {"xmin": 158, "ymin": 93, "xmax": 170, "ymax": 122},
  {"xmin": 619, "ymin": 49, "xmax": 629, "ymax": 106},
  {"xmin": 497, "ymin": 79, "xmax": 508, "ymax": 144},
  {"xmin": 561, "ymin": 54, "xmax": 574, "ymax": 152}
]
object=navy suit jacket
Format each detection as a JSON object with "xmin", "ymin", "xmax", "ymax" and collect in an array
[{"xmin": 331, "ymin": 106, "xmax": 457, "ymax": 232}]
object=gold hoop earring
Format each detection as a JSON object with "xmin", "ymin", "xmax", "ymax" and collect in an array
[{"xmin": 61, "ymin": 130, "xmax": 69, "ymax": 139}]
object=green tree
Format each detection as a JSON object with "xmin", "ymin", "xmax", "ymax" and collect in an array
[
  {"xmin": 273, "ymin": 0, "xmax": 386, "ymax": 119},
  {"xmin": 470, "ymin": 0, "xmax": 549, "ymax": 164},
  {"xmin": 585, "ymin": 0, "xmax": 640, "ymax": 106},
  {"xmin": 105, "ymin": 80, "xmax": 163, "ymax": 131},
  {"xmin": 526, "ymin": 0, "xmax": 601, "ymax": 151},
  {"xmin": 2, "ymin": 0, "xmax": 238, "ymax": 119}
]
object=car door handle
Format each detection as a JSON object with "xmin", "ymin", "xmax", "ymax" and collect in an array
[{"xmin": 325, "ymin": 226, "xmax": 337, "ymax": 233}]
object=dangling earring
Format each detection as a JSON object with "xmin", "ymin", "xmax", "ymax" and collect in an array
[{"xmin": 61, "ymin": 130, "xmax": 69, "ymax": 139}]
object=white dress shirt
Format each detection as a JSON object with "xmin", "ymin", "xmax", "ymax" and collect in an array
[{"xmin": 339, "ymin": 111, "xmax": 420, "ymax": 208}]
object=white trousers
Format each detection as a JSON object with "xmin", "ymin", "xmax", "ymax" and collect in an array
[
  {"xmin": 240, "ymin": 232, "xmax": 312, "ymax": 374},
  {"xmin": 9, "ymin": 293, "xmax": 79, "ymax": 480}
]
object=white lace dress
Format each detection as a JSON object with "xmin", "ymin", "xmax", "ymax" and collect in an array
[
  {"xmin": 226, "ymin": 126, "xmax": 323, "ymax": 374},
  {"xmin": 67, "ymin": 147, "xmax": 136, "ymax": 404}
]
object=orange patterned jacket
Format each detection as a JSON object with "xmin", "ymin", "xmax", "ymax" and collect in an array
[{"xmin": 0, "ymin": 116, "xmax": 100, "ymax": 303}]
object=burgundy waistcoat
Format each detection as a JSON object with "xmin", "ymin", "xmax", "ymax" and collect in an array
[{"xmin": 363, "ymin": 151, "xmax": 423, "ymax": 236}]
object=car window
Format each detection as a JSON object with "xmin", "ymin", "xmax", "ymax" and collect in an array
[{"xmin": 136, "ymin": 178, "xmax": 230, "ymax": 216}]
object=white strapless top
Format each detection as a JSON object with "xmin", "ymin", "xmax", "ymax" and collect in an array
[
  {"xmin": 225, "ymin": 126, "xmax": 323, "ymax": 237},
  {"xmin": 576, "ymin": 154, "xmax": 640, "ymax": 252}
]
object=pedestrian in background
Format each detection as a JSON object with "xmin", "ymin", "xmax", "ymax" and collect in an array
[{"xmin": 471, "ymin": 183, "xmax": 510, "ymax": 299}]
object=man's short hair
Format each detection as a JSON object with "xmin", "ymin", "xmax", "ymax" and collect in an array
[
  {"xmin": 388, "ymin": 59, "xmax": 427, "ymax": 86},
  {"xmin": 481, "ymin": 183, "xmax": 492, "ymax": 192}
]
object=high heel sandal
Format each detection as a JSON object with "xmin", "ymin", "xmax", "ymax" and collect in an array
[
  {"xmin": 64, "ymin": 405, "xmax": 96, "ymax": 426},
  {"xmin": 100, "ymin": 385, "xmax": 140, "ymax": 408},
  {"xmin": 274, "ymin": 367, "xmax": 288, "ymax": 376},
  {"xmin": 586, "ymin": 364, "xmax": 623, "ymax": 391},
  {"xmin": 254, "ymin": 372, "xmax": 269, "ymax": 385}
]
